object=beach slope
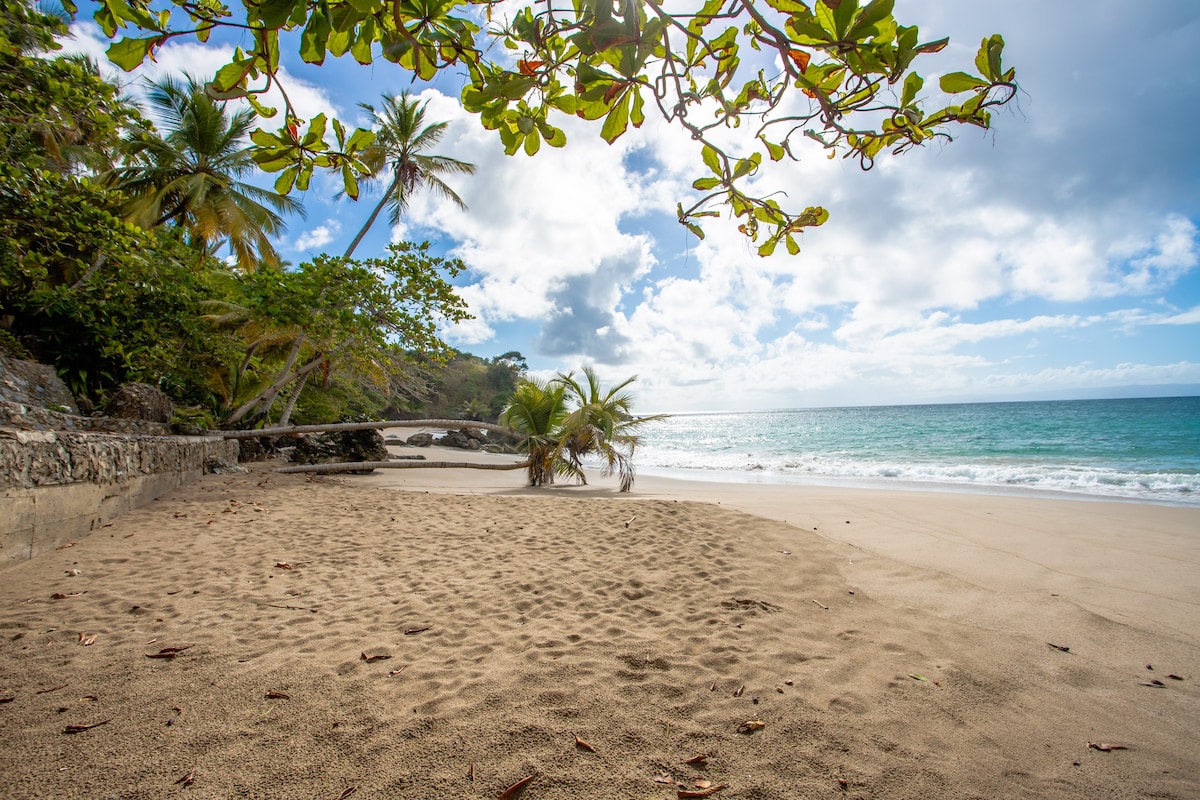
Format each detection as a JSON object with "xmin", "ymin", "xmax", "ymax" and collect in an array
[{"xmin": 0, "ymin": 461, "xmax": 1196, "ymax": 799}]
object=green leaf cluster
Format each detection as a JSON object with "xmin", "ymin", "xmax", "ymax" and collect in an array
[{"xmin": 80, "ymin": 0, "xmax": 1017, "ymax": 256}]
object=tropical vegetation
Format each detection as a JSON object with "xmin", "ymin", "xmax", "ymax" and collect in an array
[
  {"xmin": 104, "ymin": 75, "xmax": 303, "ymax": 270},
  {"xmin": 0, "ymin": 0, "xmax": 470, "ymax": 427},
  {"xmin": 500, "ymin": 367, "xmax": 665, "ymax": 492},
  {"xmin": 91, "ymin": 0, "xmax": 1016, "ymax": 255}
]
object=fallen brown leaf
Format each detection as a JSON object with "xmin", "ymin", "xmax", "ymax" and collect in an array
[
  {"xmin": 145, "ymin": 646, "xmax": 191, "ymax": 659},
  {"xmin": 79, "ymin": 634, "xmax": 96, "ymax": 646},
  {"xmin": 695, "ymin": 779, "xmax": 712, "ymax": 789},
  {"xmin": 1047, "ymin": 642, "xmax": 1072, "ymax": 653},
  {"xmin": 264, "ymin": 690, "xmax": 290, "ymax": 699},
  {"xmin": 679, "ymin": 785, "xmax": 726, "ymax": 798},
  {"xmin": 50, "ymin": 592, "xmax": 85, "ymax": 600},
  {"xmin": 653, "ymin": 772, "xmax": 678, "ymax": 786},
  {"xmin": 275, "ymin": 562, "xmax": 293, "ymax": 570},
  {"xmin": 574, "ymin": 735, "xmax": 595, "ymax": 752},
  {"xmin": 174, "ymin": 768, "xmax": 195, "ymax": 786},
  {"xmin": 63, "ymin": 719, "xmax": 110, "ymax": 734},
  {"xmin": 732, "ymin": 684, "xmax": 744, "ymax": 698},
  {"xmin": 36, "ymin": 685, "xmax": 67, "ymax": 695},
  {"xmin": 1167, "ymin": 674, "xmax": 1185, "ymax": 680},
  {"xmin": 736, "ymin": 719, "xmax": 765, "ymax": 734},
  {"xmin": 497, "ymin": 774, "xmax": 535, "ymax": 800},
  {"xmin": 681, "ymin": 754, "xmax": 708, "ymax": 765},
  {"xmin": 334, "ymin": 788, "xmax": 357, "ymax": 800},
  {"xmin": 1088, "ymin": 742, "xmax": 1130, "ymax": 752},
  {"xmin": 388, "ymin": 667, "xmax": 407, "ymax": 676},
  {"xmin": 360, "ymin": 651, "xmax": 391, "ymax": 663},
  {"xmin": 0, "ymin": 696, "xmax": 14, "ymax": 704},
  {"xmin": 404, "ymin": 626, "xmax": 432, "ymax": 636}
]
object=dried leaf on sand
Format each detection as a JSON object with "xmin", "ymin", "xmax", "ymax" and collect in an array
[
  {"xmin": 145, "ymin": 646, "xmax": 191, "ymax": 659},
  {"xmin": 174, "ymin": 768, "xmax": 195, "ymax": 786},
  {"xmin": 264, "ymin": 690, "xmax": 291, "ymax": 699},
  {"xmin": 497, "ymin": 774, "xmax": 535, "ymax": 800},
  {"xmin": 737, "ymin": 719, "xmax": 765, "ymax": 734},
  {"xmin": 360, "ymin": 651, "xmax": 392, "ymax": 663},
  {"xmin": 1088, "ymin": 742, "xmax": 1130, "ymax": 752},
  {"xmin": 682, "ymin": 753, "xmax": 708, "ymax": 765},
  {"xmin": 574, "ymin": 735, "xmax": 596, "ymax": 752},
  {"xmin": 63, "ymin": 719, "xmax": 110, "ymax": 734},
  {"xmin": 678, "ymin": 785, "xmax": 726, "ymax": 798}
]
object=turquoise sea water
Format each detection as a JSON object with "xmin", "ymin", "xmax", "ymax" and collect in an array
[{"xmin": 634, "ymin": 397, "xmax": 1200, "ymax": 505}]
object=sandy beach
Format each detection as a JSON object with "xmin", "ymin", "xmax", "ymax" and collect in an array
[{"xmin": 1, "ymin": 441, "xmax": 1197, "ymax": 799}]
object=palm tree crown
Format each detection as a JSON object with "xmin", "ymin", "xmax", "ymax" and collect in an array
[
  {"xmin": 105, "ymin": 75, "xmax": 303, "ymax": 270},
  {"xmin": 343, "ymin": 91, "xmax": 476, "ymax": 258}
]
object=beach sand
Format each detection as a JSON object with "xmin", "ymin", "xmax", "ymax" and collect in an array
[{"xmin": 1, "ymin": 442, "xmax": 1197, "ymax": 799}]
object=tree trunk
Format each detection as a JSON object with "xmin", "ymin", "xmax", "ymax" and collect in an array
[
  {"xmin": 277, "ymin": 371, "xmax": 310, "ymax": 427},
  {"xmin": 223, "ymin": 351, "xmax": 325, "ymax": 427},
  {"xmin": 274, "ymin": 459, "xmax": 530, "ymax": 475},
  {"xmin": 343, "ymin": 173, "xmax": 400, "ymax": 259},
  {"xmin": 215, "ymin": 418, "xmax": 520, "ymax": 439}
]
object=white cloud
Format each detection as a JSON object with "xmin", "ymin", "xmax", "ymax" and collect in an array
[{"xmin": 292, "ymin": 221, "xmax": 341, "ymax": 252}]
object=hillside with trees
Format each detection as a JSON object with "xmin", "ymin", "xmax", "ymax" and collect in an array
[{"xmin": 0, "ymin": 0, "xmax": 470, "ymax": 429}]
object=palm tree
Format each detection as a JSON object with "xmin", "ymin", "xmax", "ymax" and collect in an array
[
  {"xmin": 499, "ymin": 368, "xmax": 665, "ymax": 492},
  {"xmin": 342, "ymin": 91, "xmax": 476, "ymax": 259},
  {"xmin": 105, "ymin": 75, "xmax": 303, "ymax": 270},
  {"xmin": 556, "ymin": 367, "xmax": 668, "ymax": 492},
  {"xmin": 499, "ymin": 377, "xmax": 571, "ymax": 488}
]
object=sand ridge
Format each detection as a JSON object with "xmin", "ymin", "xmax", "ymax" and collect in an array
[{"xmin": 0, "ymin": 465, "xmax": 1197, "ymax": 799}]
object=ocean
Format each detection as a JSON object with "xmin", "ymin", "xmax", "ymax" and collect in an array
[{"xmin": 634, "ymin": 396, "xmax": 1200, "ymax": 505}]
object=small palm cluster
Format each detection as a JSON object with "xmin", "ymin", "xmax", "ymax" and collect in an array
[{"xmin": 500, "ymin": 367, "xmax": 666, "ymax": 493}]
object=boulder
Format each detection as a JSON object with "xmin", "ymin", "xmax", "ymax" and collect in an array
[
  {"xmin": 0, "ymin": 354, "xmax": 76, "ymax": 411},
  {"xmin": 238, "ymin": 437, "xmax": 274, "ymax": 462},
  {"xmin": 291, "ymin": 430, "xmax": 389, "ymax": 473},
  {"xmin": 105, "ymin": 383, "xmax": 173, "ymax": 423},
  {"xmin": 435, "ymin": 428, "xmax": 481, "ymax": 450},
  {"xmin": 406, "ymin": 432, "xmax": 434, "ymax": 447}
]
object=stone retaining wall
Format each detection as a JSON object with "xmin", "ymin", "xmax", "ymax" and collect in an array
[{"xmin": 1, "ymin": 428, "xmax": 238, "ymax": 566}]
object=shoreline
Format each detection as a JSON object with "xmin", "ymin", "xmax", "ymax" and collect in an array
[{"xmin": 1, "ymin": 449, "xmax": 1197, "ymax": 798}]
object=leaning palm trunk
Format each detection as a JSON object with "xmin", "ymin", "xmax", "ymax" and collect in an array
[
  {"xmin": 276, "ymin": 371, "xmax": 309, "ymax": 427},
  {"xmin": 342, "ymin": 173, "xmax": 398, "ymax": 259}
]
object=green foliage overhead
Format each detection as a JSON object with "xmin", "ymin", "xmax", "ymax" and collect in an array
[{"xmin": 85, "ymin": 0, "xmax": 1017, "ymax": 255}]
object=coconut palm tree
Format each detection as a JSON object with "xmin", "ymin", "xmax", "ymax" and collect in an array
[
  {"xmin": 499, "ymin": 376, "xmax": 572, "ymax": 488},
  {"xmin": 342, "ymin": 91, "xmax": 476, "ymax": 259},
  {"xmin": 105, "ymin": 75, "xmax": 303, "ymax": 270},
  {"xmin": 499, "ymin": 368, "xmax": 665, "ymax": 492},
  {"xmin": 555, "ymin": 366, "xmax": 668, "ymax": 492}
]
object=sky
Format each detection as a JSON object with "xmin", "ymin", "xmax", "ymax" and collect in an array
[{"xmin": 64, "ymin": 0, "xmax": 1200, "ymax": 412}]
